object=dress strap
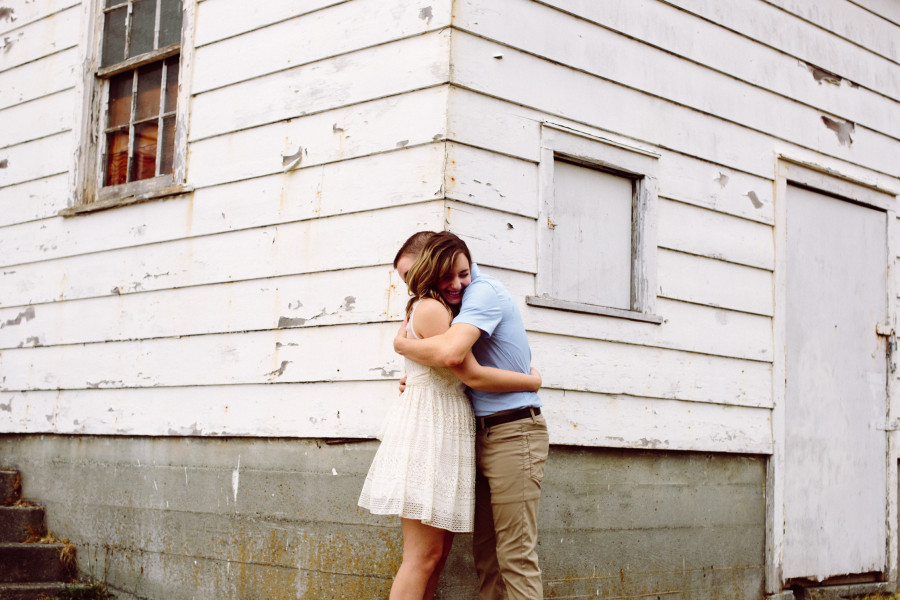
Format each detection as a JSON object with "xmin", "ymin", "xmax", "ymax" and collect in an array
[{"xmin": 408, "ymin": 300, "xmax": 422, "ymax": 340}]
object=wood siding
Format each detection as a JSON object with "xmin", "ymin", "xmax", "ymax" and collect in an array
[{"xmin": 1, "ymin": 0, "xmax": 899, "ymax": 460}]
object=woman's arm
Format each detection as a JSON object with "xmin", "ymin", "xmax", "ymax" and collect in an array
[
  {"xmin": 450, "ymin": 356, "xmax": 541, "ymax": 393},
  {"xmin": 410, "ymin": 299, "xmax": 540, "ymax": 393}
]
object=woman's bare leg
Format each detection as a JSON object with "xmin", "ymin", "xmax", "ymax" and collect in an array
[
  {"xmin": 389, "ymin": 519, "xmax": 447, "ymax": 600},
  {"xmin": 423, "ymin": 530, "xmax": 455, "ymax": 599}
]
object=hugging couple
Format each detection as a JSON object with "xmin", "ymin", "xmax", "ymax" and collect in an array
[{"xmin": 358, "ymin": 231, "xmax": 549, "ymax": 600}]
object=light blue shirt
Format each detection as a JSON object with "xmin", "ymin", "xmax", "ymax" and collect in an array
[{"xmin": 453, "ymin": 263, "xmax": 541, "ymax": 417}]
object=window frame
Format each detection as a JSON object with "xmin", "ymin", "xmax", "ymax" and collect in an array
[
  {"xmin": 527, "ymin": 123, "xmax": 661, "ymax": 324},
  {"xmin": 66, "ymin": 0, "xmax": 194, "ymax": 216}
]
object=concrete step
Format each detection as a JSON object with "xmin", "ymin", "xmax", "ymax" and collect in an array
[
  {"xmin": 0, "ymin": 543, "xmax": 76, "ymax": 583},
  {"xmin": 0, "ymin": 582, "xmax": 71, "ymax": 600},
  {"xmin": 0, "ymin": 505, "xmax": 47, "ymax": 543},
  {"xmin": 0, "ymin": 469, "xmax": 22, "ymax": 505}
]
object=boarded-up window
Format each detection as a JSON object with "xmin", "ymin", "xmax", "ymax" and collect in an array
[
  {"xmin": 529, "ymin": 124, "xmax": 660, "ymax": 323},
  {"xmin": 551, "ymin": 160, "xmax": 634, "ymax": 310},
  {"xmin": 99, "ymin": 0, "xmax": 182, "ymax": 189}
]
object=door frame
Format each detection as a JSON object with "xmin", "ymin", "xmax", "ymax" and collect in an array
[{"xmin": 768, "ymin": 157, "xmax": 900, "ymax": 594}]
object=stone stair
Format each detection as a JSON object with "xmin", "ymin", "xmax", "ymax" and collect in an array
[{"xmin": 0, "ymin": 468, "xmax": 77, "ymax": 600}]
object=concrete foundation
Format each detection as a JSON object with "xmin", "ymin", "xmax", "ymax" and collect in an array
[{"xmin": 0, "ymin": 435, "xmax": 766, "ymax": 599}]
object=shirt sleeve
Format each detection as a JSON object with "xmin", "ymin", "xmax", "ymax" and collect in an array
[{"xmin": 453, "ymin": 280, "xmax": 503, "ymax": 337}]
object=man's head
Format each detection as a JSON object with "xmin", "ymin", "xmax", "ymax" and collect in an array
[{"xmin": 393, "ymin": 231, "xmax": 436, "ymax": 282}]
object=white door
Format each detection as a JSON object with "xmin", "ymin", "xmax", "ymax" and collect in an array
[{"xmin": 784, "ymin": 184, "xmax": 888, "ymax": 582}]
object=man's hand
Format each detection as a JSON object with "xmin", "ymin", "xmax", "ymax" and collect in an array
[{"xmin": 398, "ymin": 375, "xmax": 407, "ymax": 394}]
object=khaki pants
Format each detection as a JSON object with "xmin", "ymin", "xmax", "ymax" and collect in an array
[{"xmin": 473, "ymin": 412, "xmax": 549, "ymax": 600}]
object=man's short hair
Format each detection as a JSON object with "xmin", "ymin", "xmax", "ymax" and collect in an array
[{"xmin": 393, "ymin": 231, "xmax": 436, "ymax": 268}]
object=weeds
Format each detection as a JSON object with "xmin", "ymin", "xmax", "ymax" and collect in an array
[{"xmin": 36, "ymin": 581, "xmax": 114, "ymax": 600}]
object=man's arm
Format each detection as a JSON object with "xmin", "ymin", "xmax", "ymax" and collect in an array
[{"xmin": 394, "ymin": 321, "xmax": 482, "ymax": 368}]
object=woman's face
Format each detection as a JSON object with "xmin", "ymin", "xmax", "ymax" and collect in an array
[{"xmin": 437, "ymin": 253, "xmax": 471, "ymax": 306}]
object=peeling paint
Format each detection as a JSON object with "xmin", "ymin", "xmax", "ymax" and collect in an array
[
  {"xmin": 803, "ymin": 62, "xmax": 842, "ymax": 86},
  {"xmin": 396, "ymin": 139, "xmax": 409, "ymax": 148},
  {"xmin": 0, "ymin": 159, "xmax": 7, "ymax": 168},
  {"xmin": 821, "ymin": 116, "xmax": 854, "ymax": 146},
  {"xmin": 0, "ymin": 8, "xmax": 14, "ymax": 22},
  {"xmin": 342, "ymin": 296, "xmax": 356, "ymax": 311},
  {"xmin": 232, "ymin": 455, "xmax": 241, "ymax": 504},
  {"xmin": 0, "ymin": 398, "xmax": 11, "ymax": 412},
  {"xmin": 86, "ymin": 380, "xmax": 124, "ymax": 389},
  {"xmin": 1, "ymin": 307, "xmax": 35, "ymax": 328},
  {"xmin": 418, "ymin": 6, "xmax": 433, "ymax": 24},
  {"xmin": 746, "ymin": 191, "xmax": 763, "ymax": 209},
  {"xmin": 370, "ymin": 367, "xmax": 400, "ymax": 378},
  {"xmin": 715, "ymin": 172, "xmax": 729, "ymax": 188},
  {"xmin": 16, "ymin": 336, "xmax": 41, "ymax": 348},
  {"xmin": 267, "ymin": 360, "xmax": 291, "ymax": 378},
  {"xmin": 288, "ymin": 300, "xmax": 303, "ymax": 309},
  {"xmin": 278, "ymin": 316, "xmax": 307, "ymax": 328},
  {"xmin": 2, "ymin": 33, "xmax": 21, "ymax": 53},
  {"xmin": 282, "ymin": 146, "xmax": 304, "ymax": 171}
]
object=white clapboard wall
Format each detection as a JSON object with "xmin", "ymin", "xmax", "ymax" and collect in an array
[{"xmin": 1, "ymin": 0, "xmax": 899, "ymax": 461}]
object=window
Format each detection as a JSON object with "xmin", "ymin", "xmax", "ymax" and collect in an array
[
  {"xmin": 528, "ymin": 123, "xmax": 661, "ymax": 323},
  {"xmin": 67, "ymin": 0, "xmax": 193, "ymax": 214}
]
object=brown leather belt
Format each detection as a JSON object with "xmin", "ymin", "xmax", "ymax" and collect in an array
[{"xmin": 476, "ymin": 406, "xmax": 541, "ymax": 430}]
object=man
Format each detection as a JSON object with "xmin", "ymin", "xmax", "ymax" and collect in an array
[{"xmin": 392, "ymin": 231, "xmax": 549, "ymax": 600}]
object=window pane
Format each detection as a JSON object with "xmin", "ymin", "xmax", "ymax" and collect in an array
[
  {"xmin": 105, "ymin": 130, "xmax": 129, "ymax": 186},
  {"xmin": 136, "ymin": 62, "xmax": 163, "ymax": 121},
  {"xmin": 132, "ymin": 122, "xmax": 158, "ymax": 181},
  {"xmin": 101, "ymin": 6, "xmax": 127, "ymax": 67},
  {"xmin": 552, "ymin": 160, "xmax": 634, "ymax": 309},
  {"xmin": 107, "ymin": 72, "xmax": 133, "ymax": 128},
  {"xmin": 159, "ymin": 0, "xmax": 182, "ymax": 47},
  {"xmin": 128, "ymin": 0, "xmax": 157, "ymax": 58},
  {"xmin": 164, "ymin": 57, "xmax": 179, "ymax": 113},
  {"xmin": 160, "ymin": 116, "xmax": 176, "ymax": 175}
]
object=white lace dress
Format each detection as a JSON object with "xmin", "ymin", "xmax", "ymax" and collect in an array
[{"xmin": 358, "ymin": 302, "xmax": 476, "ymax": 533}]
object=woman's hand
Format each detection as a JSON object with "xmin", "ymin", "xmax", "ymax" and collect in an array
[
  {"xmin": 393, "ymin": 318, "xmax": 409, "ymax": 354},
  {"xmin": 529, "ymin": 367, "xmax": 542, "ymax": 391}
]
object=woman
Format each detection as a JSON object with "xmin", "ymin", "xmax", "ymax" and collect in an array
[{"xmin": 358, "ymin": 233, "xmax": 540, "ymax": 600}]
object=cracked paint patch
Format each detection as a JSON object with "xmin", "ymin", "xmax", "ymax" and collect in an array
[
  {"xmin": 2, "ymin": 307, "xmax": 35, "ymax": 328},
  {"xmin": 0, "ymin": 8, "xmax": 14, "ymax": 22},
  {"xmin": 0, "ymin": 159, "xmax": 7, "ymax": 168},
  {"xmin": 16, "ymin": 336, "xmax": 41, "ymax": 348},
  {"xmin": 822, "ymin": 116, "xmax": 854, "ymax": 146},
  {"xmin": 418, "ymin": 6, "xmax": 433, "ymax": 24},
  {"xmin": 0, "ymin": 398, "xmax": 11, "ymax": 412}
]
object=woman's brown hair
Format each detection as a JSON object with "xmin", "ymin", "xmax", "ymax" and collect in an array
[{"xmin": 405, "ymin": 232, "xmax": 472, "ymax": 318}]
